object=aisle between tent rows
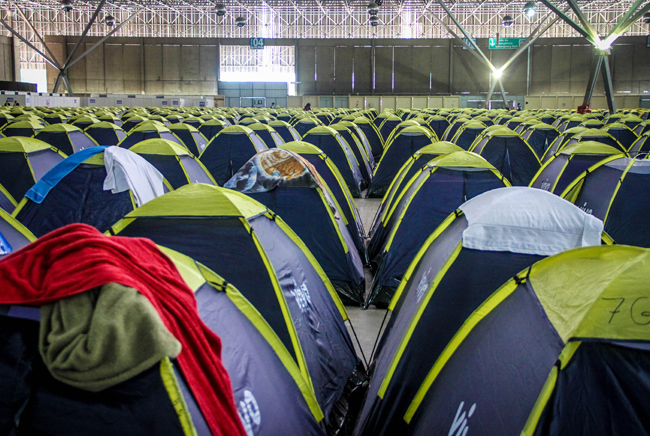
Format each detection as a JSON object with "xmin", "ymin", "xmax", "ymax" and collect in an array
[{"xmin": 346, "ymin": 197, "xmax": 388, "ymax": 362}]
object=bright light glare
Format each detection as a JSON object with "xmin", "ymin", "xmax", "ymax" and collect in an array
[
  {"xmin": 20, "ymin": 69, "xmax": 47, "ymax": 92},
  {"xmin": 595, "ymin": 40, "xmax": 611, "ymax": 51},
  {"xmin": 493, "ymin": 68, "xmax": 504, "ymax": 79},
  {"xmin": 524, "ymin": 2, "xmax": 536, "ymax": 18},
  {"xmin": 595, "ymin": 35, "xmax": 615, "ymax": 51}
]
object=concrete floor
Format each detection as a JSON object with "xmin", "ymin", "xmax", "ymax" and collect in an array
[{"xmin": 345, "ymin": 197, "xmax": 390, "ymax": 364}]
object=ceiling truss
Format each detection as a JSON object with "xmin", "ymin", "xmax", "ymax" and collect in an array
[{"xmin": 0, "ymin": 0, "xmax": 648, "ymax": 71}]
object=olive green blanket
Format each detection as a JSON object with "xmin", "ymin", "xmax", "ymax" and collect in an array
[{"xmin": 39, "ymin": 282, "xmax": 182, "ymax": 392}]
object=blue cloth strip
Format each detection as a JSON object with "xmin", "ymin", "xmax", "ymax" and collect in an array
[{"xmin": 25, "ymin": 146, "xmax": 106, "ymax": 204}]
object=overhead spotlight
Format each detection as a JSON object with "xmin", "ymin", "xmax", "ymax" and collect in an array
[
  {"xmin": 643, "ymin": 12, "xmax": 650, "ymax": 24},
  {"xmin": 215, "ymin": 3, "xmax": 227, "ymax": 16},
  {"xmin": 375, "ymin": 0, "xmax": 383, "ymax": 5},
  {"xmin": 370, "ymin": 15, "xmax": 380, "ymax": 26},
  {"xmin": 104, "ymin": 15, "xmax": 115, "ymax": 26},
  {"xmin": 235, "ymin": 16, "xmax": 246, "ymax": 28},
  {"xmin": 493, "ymin": 68, "xmax": 504, "ymax": 79},
  {"xmin": 524, "ymin": 2, "xmax": 536, "ymax": 17},
  {"xmin": 60, "ymin": 0, "xmax": 73, "ymax": 12},
  {"xmin": 368, "ymin": 2, "xmax": 379, "ymax": 15},
  {"xmin": 595, "ymin": 37, "xmax": 613, "ymax": 51},
  {"xmin": 502, "ymin": 15, "xmax": 514, "ymax": 27}
]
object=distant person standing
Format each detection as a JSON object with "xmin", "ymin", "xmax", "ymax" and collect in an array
[
  {"xmin": 3, "ymin": 100, "xmax": 10, "ymax": 106},
  {"xmin": 13, "ymin": 101, "xmax": 20, "ymax": 107},
  {"xmin": 304, "ymin": 102, "xmax": 312, "ymax": 111},
  {"xmin": 270, "ymin": 102, "xmax": 276, "ymax": 109}
]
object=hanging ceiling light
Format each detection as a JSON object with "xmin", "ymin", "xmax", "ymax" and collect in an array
[
  {"xmin": 215, "ymin": 3, "xmax": 227, "ymax": 17},
  {"xmin": 60, "ymin": 0, "xmax": 73, "ymax": 12},
  {"xmin": 502, "ymin": 15, "xmax": 514, "ymax": 27},
  {"xmin": 235, "ymin": 16, "xmax": 246, "ymax": 28},
  {"xmin": 368, "ymin": 2, "xmax": 379, "ymax": 15},
  {"xmin": 370, "ymin": 15, "xmax": 380, "ymax": 26},
  {"xmin": 104, "ymin": 15, "xmax": 115, "ymax": 26},
  {"xmin": 524, "ymin": 2, "xmax": 536, "ymax": 17}
]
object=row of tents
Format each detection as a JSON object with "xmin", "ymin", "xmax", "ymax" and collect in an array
[
  {"xmin": 2, "ymin": 104, "xmax": 650, "ymax": 310},
  {"xmin": 0, "ymin": 145, "xmax": 367, "ymax": 435},
  {"xmin": 1, "ymin": 103, "xmax": 650, "ymax": 435},
  {"xmin": 343, "ymin": 107, "xmax": 650, "ymax": 434},
  {"xmin": 357, "ymin": 186, "xmax": 650, "ymax": 435},
  {"xmin": 0, "ymin": 107, "xmax": 375, "ymax": 435}
]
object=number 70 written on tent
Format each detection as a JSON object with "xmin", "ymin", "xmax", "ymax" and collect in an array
[{"xmin": 602, "ymin": 297, "xmax": 650, "ymax": 325}]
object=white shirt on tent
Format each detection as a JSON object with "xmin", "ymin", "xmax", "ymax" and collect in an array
[
  {"xmin": 103, "ymin": 146, "xmax": 165, "ymax": 207},
  {"xmin": 459, "ymin": 187, "xmax": 604, "ymax": 256}
]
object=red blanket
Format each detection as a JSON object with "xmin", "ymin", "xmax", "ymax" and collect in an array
[{"xmin": 0, "ymin": 223, "xmax": 245, "ymax": 436}]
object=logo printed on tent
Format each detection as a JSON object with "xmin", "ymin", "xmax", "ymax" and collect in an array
[
  {"xmin": 415, "ymin": 269, "xmax": 432, "ymax": 304},
  {"xmin": 540, "ymin": 179, "xmax": 552, "ymax": 191},
  {"xmin": 290, "ymin": 279, "xmax": 312, "ymax": 311},
  {"xmin": 237, "ymin": 390, "xmax": 261, "ymax": 436},
  {"xmin": 0, "ymin": 232, "xmax": 12, "ymax": 255},
  {"xmin": 448, "ymin": 401, "xmax": 477, "ymax": 436},
  {"xmin": 579, "ymin": 202, "xmax": 593, "ymax": 215}
]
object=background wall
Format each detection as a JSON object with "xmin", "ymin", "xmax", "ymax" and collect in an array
[
  {"xmin": 6, "ymin": 34, "xmax": 646, "ymax": 109},
  {"xmin": 0, "ymin": 36, "xmax": 17, "ymax": 82},
  {"xmin": 294, "ymin": 36, "xmax": 650, "ymax": 97},
  {"xmin": 44, "ymin": 36, "xmax": 219, "ymax": 95},
  {"xmin": 287, "ymin": 95, "xmax": 461, "ymax": 111}
]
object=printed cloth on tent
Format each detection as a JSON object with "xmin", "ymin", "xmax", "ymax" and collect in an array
[{"xmin": 225, "ymin": 148, "xmax": 365, "ymax": 303}]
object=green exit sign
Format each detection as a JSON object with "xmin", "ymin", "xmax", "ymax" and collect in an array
[{"xmin": 488, "ymin": 38, "xmax": 525, "ymax": 49}]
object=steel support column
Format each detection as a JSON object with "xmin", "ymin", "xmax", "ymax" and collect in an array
[
  {"xmin": 53, "ymin": 73, "xmax": 64, "ymax": 94},
  {"xmin": 538, "ymin": 0, "xmax": 594, "ymax": 44},
  {"xmin": 582, "ymin": 54, "xmax": 604, "ymax": 108},
  {"xmin": 62, "ymin": 74, "xmax": 74, "ymax": 97},
  {"xmin": 601, "ymin": 55, "xmax": 616, "ymax": 114},
  {"xmin": 0, "ymin": 17, "xmax": 60, "ymax": 69},
  {"xmin": 485, "ymin": 77, "xmax": 498, "ymax": 109},
  {"xmin": 63, "ymin": 0, "xmax": 107, "ymax": 68},
  {"xmin": 437, "ymin": 0, "xmax": 493, "ymax": 69},
  {"xmin": 65, "ymin": 8, "xmax": 143, "ymax": 70},
  {"xmin": 53, "ymin": 0, "xmax": 107, "ymax": 94},
  {"xmin": 497, "ymin": 78, "xmax": 509, "ymax": 108},
  {"xmin": 13, "ymin": 2, "xmax": 61, "ymax": 70}
]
